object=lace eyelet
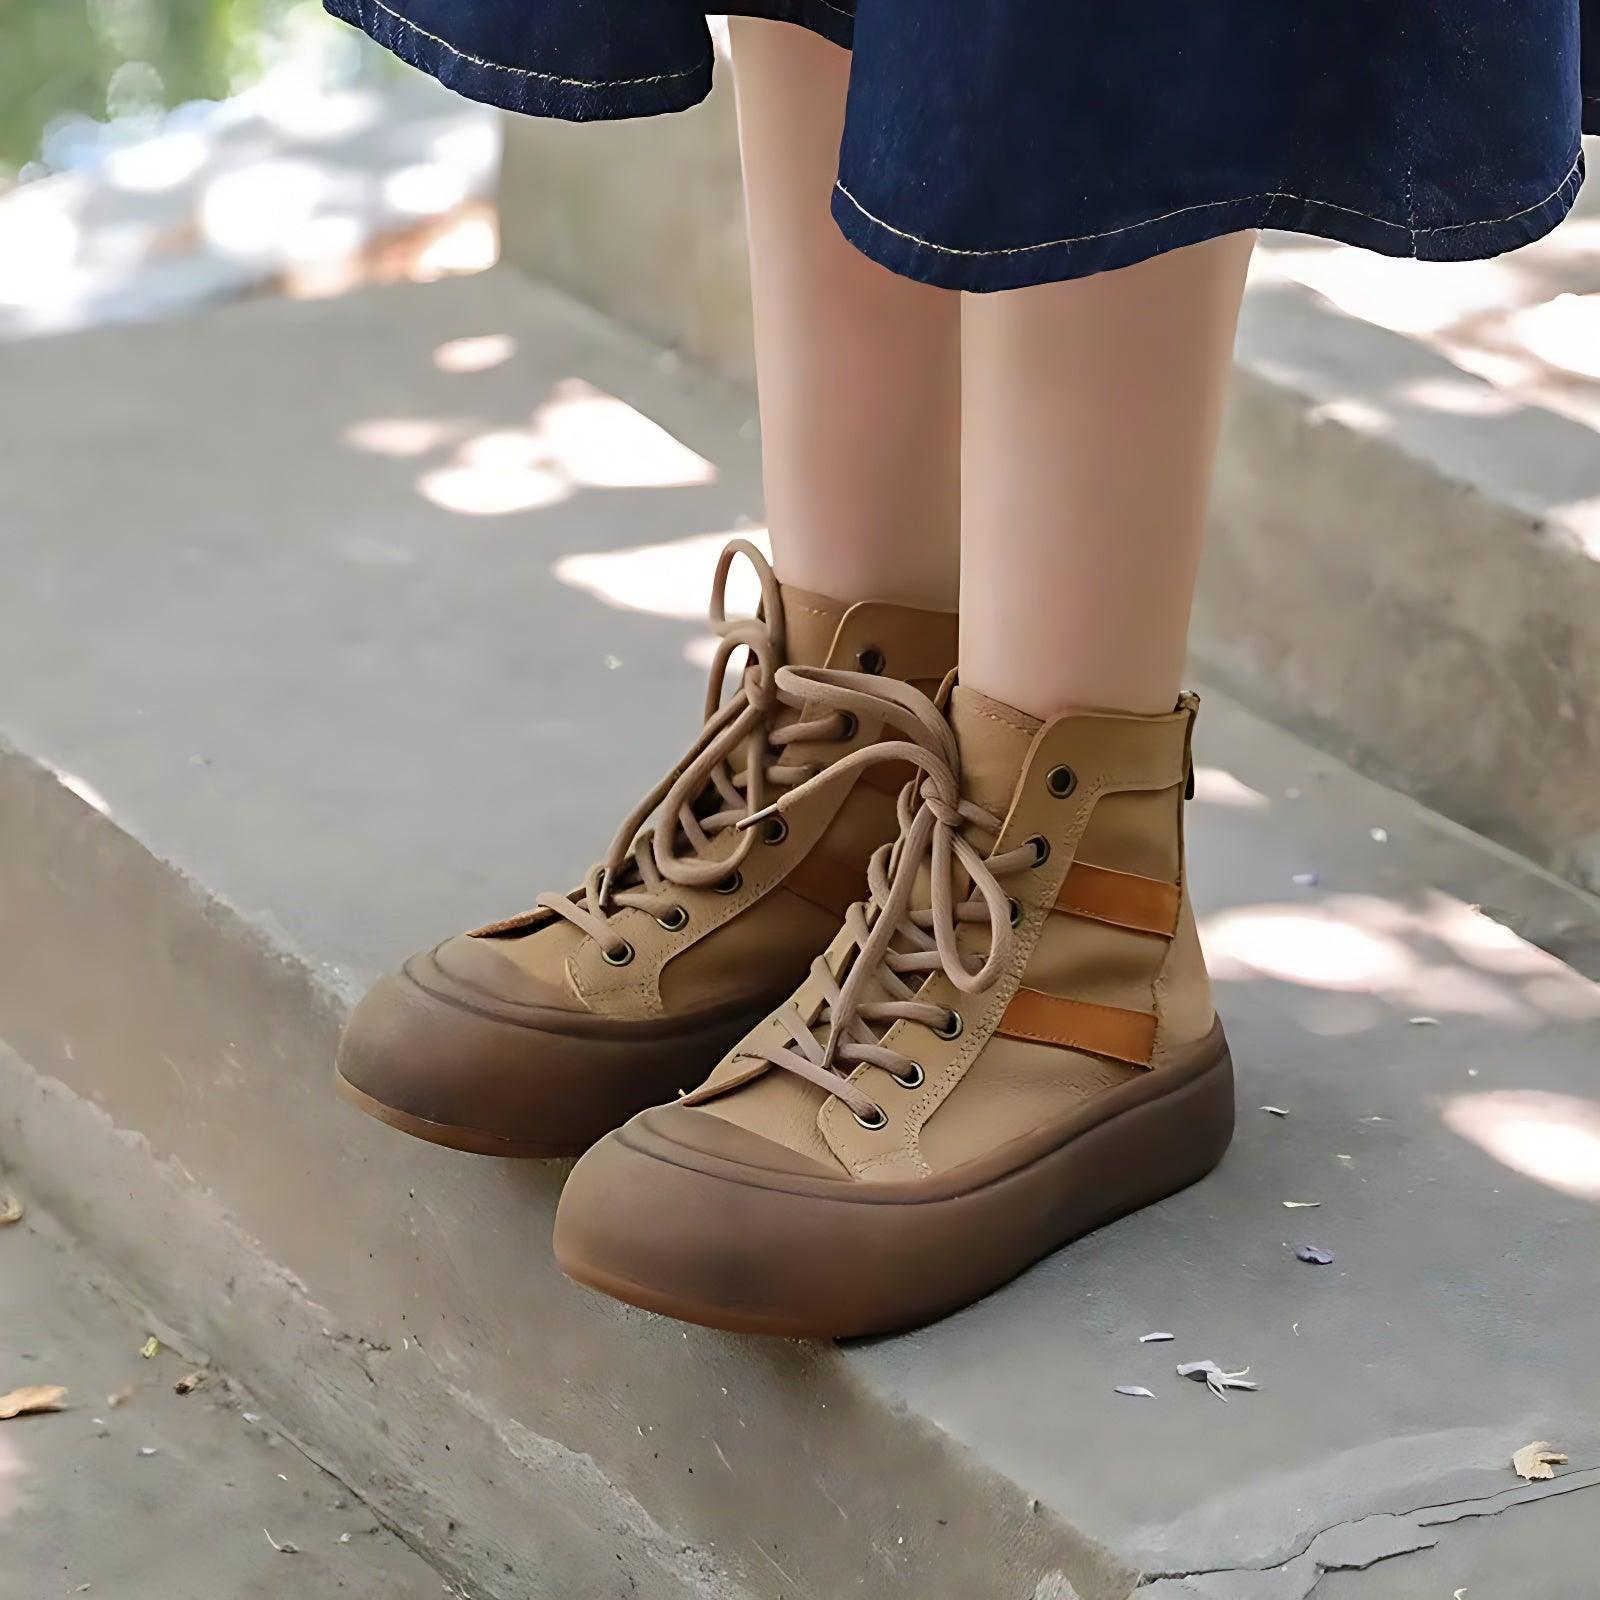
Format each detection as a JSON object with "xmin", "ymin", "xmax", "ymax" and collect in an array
[
  {"xmin": 761, "ymin": 815, "xmax": 789, "ymax": 846},
  {"xmin": 1008, "ymin": 897, "xmax": 1023, "ymax": 927},
  {"xmin": 891, "ymin": 1061, "xmax": 925, "ymax": 1090},
  {"xmin": 1027, "ymin": 834, "xmax": 1051, "ymax": 866},
  {"xmin": 602, "ymin": 940, "xmax": 635, "ymax": 966},
  {"xmin": 934, "ymin": 1009, "xmax": 963, "ymax": 1041},
  {"xmin": 714, "ymin": 870, "xmax": 743, "ymax": 895},
  {"xmin": 1046, "ymin": 764, "xmax": 1077, "ymax": 799},
  {"xmin": 856, "ymin": 645, "xmax": 886, "ymax": 675},
  {"xmin": 852, "ymin": 1103, "xmax": 889, "ymax": 1130},
  {"xmin": 656, "ymin": 905, "xmax": 689, "ymax": 931},
  {"xmin": 837, "ymin": 712, "xmax": 859, "ymax": 742}
]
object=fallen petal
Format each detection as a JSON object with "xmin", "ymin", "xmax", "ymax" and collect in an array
[
  {"xmin": 1259, "ymin": 1105, "xmax": 1290, "ymax": 1117},
  {"xmin": 1114, "ymin": 1385, "xmax": 1156, "ymax": 1398},
  {"xmin": 1283, "ymin": 1200, "xmax": 1321, "ymax": 1209},
  {"xmin": 1296, "ymin": 1245, "xmax": 1335, "ymax": 1265},
  {"xmin": 0, "ymin": 1194, "xmax": 23, "ymax": 1226},
  {"xmin": 1138, "ymin": 1331, "xmax": 1174, "ymax": 1343},
  {"xmin": 264, "ymin": 1529, "xmax": 301, "ymax": 1555},
  {"xmin": 1512, "ymin": 1441, "xmax": 1568, "ymax": 1481},
  {"xmin": 139, "ymin": 1336, "xmax": 160, "ymax": 1360},
  {"xmin": 0, "ymin": 1384, "xmax": 67, "ymax": 1419}
]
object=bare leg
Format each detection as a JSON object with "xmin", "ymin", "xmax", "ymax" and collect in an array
[
  {"xmin": 729, "ymin": 17, "xmax": 961, "ymax": 610},
  {"xmin": 960, "ymin": 233, "xmax": 1256, "ymax": 717}
]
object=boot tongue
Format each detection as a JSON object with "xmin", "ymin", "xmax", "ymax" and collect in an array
[
  {"xmin": 947, "ymin": 686, "xmax": 1042, "ymax": 819},
  {"xmin": 776, "ymin": 583, "xmax": 850, "ymax": 668}
]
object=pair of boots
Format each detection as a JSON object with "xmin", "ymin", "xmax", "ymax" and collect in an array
[{"xmin": 338, "ymin": 541, "xmax": 1233, "ymax": 1337}]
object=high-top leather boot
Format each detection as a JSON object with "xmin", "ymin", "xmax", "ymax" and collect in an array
[
  {"xmin": 336, "ymin": 541, "xmax": 957, "ymax": 1157},
  {"xmin": 553, "ymin": 672, "xmax": 1233, "ymax": 1336}
]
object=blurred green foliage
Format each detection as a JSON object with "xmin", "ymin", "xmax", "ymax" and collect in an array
[{"xmin": 1, "ymin": 0, "xmax": 300, "ymax": 178}]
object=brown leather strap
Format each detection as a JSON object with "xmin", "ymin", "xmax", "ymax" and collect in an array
[
  {"xmin": 996, "ymin": 988, "xmax": 1157, "ymax": 1067},
  {"xmin": 783, "ymin": 854, "xmax": 869, "ymax": 920},
  {"xmin": 1054, "ymin": 862, "xmax": 1179, "ymax": 938}
]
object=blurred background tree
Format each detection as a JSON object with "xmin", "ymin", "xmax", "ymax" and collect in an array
[{"xmin": 1, "ymin": 0, "xmax": 355, "ymax": 184}]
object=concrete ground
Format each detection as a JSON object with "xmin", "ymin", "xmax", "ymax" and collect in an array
[
  {"xmin": 0, "ymin": 266, "xmax": 1596, "ymax": 1599},
  {"xmin": 0, "ymin": 1193, "xmax": 442, "ymax": 1599}
]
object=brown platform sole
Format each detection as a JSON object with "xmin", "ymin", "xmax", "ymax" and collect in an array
[
  {"xmin": 553, "ymin": 1024, "xmax": 1234, "ymax": 1337},
  {"xmin": 334, "ymin": 1072, "xmax": 587, "ymax": 1158},
  {"xmin": 333, "ymin": 956, "xmax": 783, "ymax": 1158}
]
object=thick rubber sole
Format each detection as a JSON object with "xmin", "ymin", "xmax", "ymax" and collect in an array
[
  {"xmin": 333, "ymin": 959, "xmax": 780, "ymax": 1158},
  {"xmin": 334, "ymin": 1071, "xmax": 586, "ymax": 1158},
  {"xmin": 553, "ymin": 1024, "xmax": 1235, "ymax": 1338}
]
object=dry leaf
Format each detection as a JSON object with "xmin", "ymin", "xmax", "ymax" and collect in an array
[
  {"xmin": 173, "ymin": 1370, "xmax": 207, "ymax": 1396},
  {"xmin": 1512, "ymin": 1441, "xmax": 1567, "ymax": 1481},
  {"xmin": 139, "ymin": 1336, "xmax": 160, "ymax": 1360},
  {"xmin": 0, "ymin": 1194, "xmax": 23, "ymax": 1226},
  {"xmin": 0, "ymin": 1384, "xmax": 68, "ymax": 1419}
]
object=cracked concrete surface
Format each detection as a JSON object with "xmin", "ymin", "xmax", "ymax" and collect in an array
[{"xmin": 1138, "ymin": 1468, "xmax": 1600, "ymax": 1598}]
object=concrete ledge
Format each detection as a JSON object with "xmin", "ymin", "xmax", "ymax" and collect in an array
[{"xmin": 3, "ymin": 272, "xmax": 1599, "ymax": 1598}]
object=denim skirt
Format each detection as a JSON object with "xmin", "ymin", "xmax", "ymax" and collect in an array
[{"xmin": 326, "ymin": 0, "xmax": 1597, "ymax": 291}]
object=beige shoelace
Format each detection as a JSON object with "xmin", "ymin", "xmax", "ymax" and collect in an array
[
  {"xmin": 536, "ymin": 541, "xmax": 851, "ymax": 960},
  {"xmin": 735, "ymin": 668, "xmax": 1037, "ymax": 1124}
]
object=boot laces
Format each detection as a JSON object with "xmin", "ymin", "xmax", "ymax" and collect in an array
[
  {"xmin": 734, "ymin": 669, "xmax": 1039, "ymax": 1123},
  {"xmin": 535, "ymin": 541, "xmax": 850, "ymax": 958}
]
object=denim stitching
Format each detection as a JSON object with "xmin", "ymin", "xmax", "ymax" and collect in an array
[
  {"xmin": 834, "ymin": 149, "xmax": 1583, "ymax": 260},
  {"xmin": 354, "ymin": 0, "xmax": 701, "ymax": 88}
]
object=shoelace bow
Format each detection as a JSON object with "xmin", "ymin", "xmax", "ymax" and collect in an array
[
  {"xmin": 536, "ymin": 540, "xmax": 849, "ymax": 958},
  {"xmin": 734, "ymin": 668, "xmax": 1039, "ymax": 1124}
]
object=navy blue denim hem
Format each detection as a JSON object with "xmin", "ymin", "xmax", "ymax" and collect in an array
[
  {"xmin": 323, "ymin": 0, "xmax": 713, "ymax": 121},
  {"xmin": 831, "ymin": 148, "xmax": 1587, "ymax": 294}
]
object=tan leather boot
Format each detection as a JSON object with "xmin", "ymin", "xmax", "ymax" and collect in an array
[
  {"xmin": 553, "ymin": 673, "xmax": 1233, "ymax": 1335},
  {"xmin": 336, "ymin": 541, "xmax": 957, "ymax": 1156}
]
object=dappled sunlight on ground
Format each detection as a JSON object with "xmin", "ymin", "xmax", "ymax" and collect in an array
[
  {"xmin": 415, "ymin": 378, "xmax": 716, "ymax": 517},
  {"xmin": 1254, "ymin": 145, "xmax": 1600, "ymax": 439},
  {"xmin": 556, "ymin": 528, "xmax": 770, "ymax": 621},
  {"xmin": 1203, "ymin": 888, "xmax": 1600, "ymax": 1029},
  {"xmin": 433, "ymin": 333, "xmax": 516, "ymax": 373},
  {"xmin": 1443, "ymin": 1090, "xmax": 1600, "ymax": 1201}
]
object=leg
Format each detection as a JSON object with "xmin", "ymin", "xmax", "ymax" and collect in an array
[
  {"xmin": 729, "ymin": 17, "xmax": 961, "ymax": 611},
  {"xmin": 960, "ymin": 233, "xmax": 1256, "ymax": 717}
]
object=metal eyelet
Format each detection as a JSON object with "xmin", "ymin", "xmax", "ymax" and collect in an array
[
  {"xmin": 715, "ymin": 870, "xmax": 743, "ymax": 895},
  {"xmin": 602, "ymin": 940, "xmax": 635, "ymax": 966},
  {"xmin": 761, "ymin": 815, "xmax": 789, "ymax": 846},
  {"xmin": 1046, "ymin": 764, "xmax": 1078, "ymax": 799},
  {"xmin": 837, "ymin": 712, "xmax": 859, "ymax": 741},
  {"xmin": 933, "ymin": 1009, "xmax": 963, "ymax": 1041},
  {"xmin": 891, "ymin": 1061, "xmax": 925, "ymax": 1090},
  {"xmin": 856, "ymin": 645, "xmax": 886, "ymax": 675},
  {"xmin": 655, "ymin": 905, "xmax": 689, "ymax": 931},
  {"xmin": 1008, "ymin": 897, "xmax": 1023, "ymax": 927},
  {"xmin": 1027, "ymin": 834, "xmax": 1051, "ymax": 866},
  {"xmin": 852, "ymin": 1103, "xmax": 889, "ymax": 1130}
]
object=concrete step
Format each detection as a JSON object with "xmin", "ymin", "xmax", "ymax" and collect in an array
[
  {"xmin": 1, "ymin": 1192, "xmax": 445, "ymax": 1597},
  {"xmin": 2, "ymin": 269, "xmax": 1598, "ymax": 1600}
]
